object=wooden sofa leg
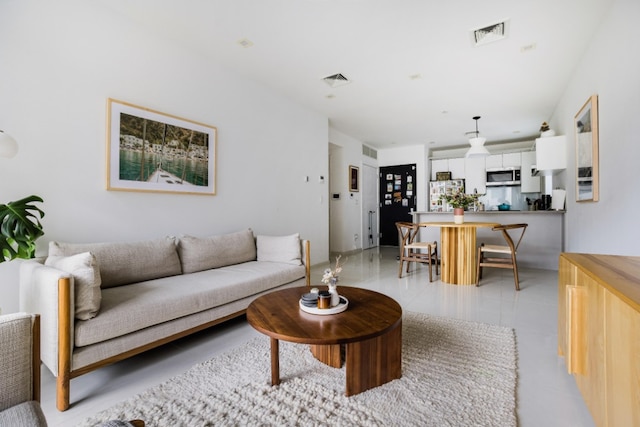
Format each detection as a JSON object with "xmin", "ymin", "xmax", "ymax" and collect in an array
[
  {"xmin": 57, "ymin": 277, "xmax": 72, "ymax": 411},
  {"xmin": 56, "ymin": 374, "xmax": 70, "ymax": 411}
]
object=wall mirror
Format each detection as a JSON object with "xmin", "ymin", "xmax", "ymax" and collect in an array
[{"xmin": 575, "ymin": 94, "xmax": 599, "ymax": 202}]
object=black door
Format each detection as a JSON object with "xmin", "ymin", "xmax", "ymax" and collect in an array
[{"xmin": 379, "ymin": 164, "xmax": 416, "ymax": 246}]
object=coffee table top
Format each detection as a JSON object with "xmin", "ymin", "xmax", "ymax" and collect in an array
[{"xmin": 247, "ymin": 286, "xmax": 402, "ymax": 345}]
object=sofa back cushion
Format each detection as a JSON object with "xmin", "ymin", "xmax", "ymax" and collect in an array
[
  {"xmin": 177, "ymin": 229, "xmax": 256, "ymax": 274},
  {"xmin": 45, "ymin": 252, "xmax": 102, "ymax": 320},
  {"xmin": 256, "ymin": 233, "xmax": 302, "ymax": 265},
  {"xmin": 48, "ymin": 238, "xmax": 182, "ymax": 288}
]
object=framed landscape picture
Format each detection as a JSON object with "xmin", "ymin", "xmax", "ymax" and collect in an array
[{"xmin": 106, "ymin": 99, "xmax": 217, "ymax": 195}]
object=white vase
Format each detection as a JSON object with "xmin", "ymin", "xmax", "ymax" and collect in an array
[
  {"xmin": 328, "ymin": 283, "xmax": 340, "ymax": 307},
  {"xmin": 453, "ymin": 207, "xmax": 464, "ymax": 224}
]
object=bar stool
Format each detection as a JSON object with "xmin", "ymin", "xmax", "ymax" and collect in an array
[
  {"xmin": 396, "ymin": 222, "xmax": 439, "ymax": 282},
  {"xmin": 476, "ymin": 223, "xmax": 528, "ymax": 290}
]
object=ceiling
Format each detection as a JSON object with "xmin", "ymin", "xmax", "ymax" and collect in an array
[{"xmin": 99, "ymin": 0, "xmax": 614, "ymax": 150}]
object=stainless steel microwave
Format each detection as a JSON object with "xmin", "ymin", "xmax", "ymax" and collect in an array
[{"xmin": 486, "ymin": 167, "xmax": 521, "ymax": 186}]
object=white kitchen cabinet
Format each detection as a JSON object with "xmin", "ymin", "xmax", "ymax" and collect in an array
[
  {"xmin": 430, "ymin": 157, "xmax": 465, "ymax": 180},
  {"xmin": 485, "ymin": 154, "xmax": 503, "ymax": 169},
  {"xmin": 520, "ymin": 151, "xmax": 541, "ymax": 193},
  {"xmin": 486, "ymin": 153, "xmax": 521, "ymax": 169},
  {"xmin": 503, "ymin": 152, "xmax": 521, "ymax": 167},
  {"xmin": 448, "ymin": 158, "xmax": 465, "ymax": 179},
  {"xmin": 430, "ymin": 159, "xmax": 449, "ymax": 181},
  {"xmin": 536, "ymin": 135, "xmax": 566, "ymax": 174},
  {"xmin": 464, "ymin": 157, "xmax": 486, "ymax": 194}
]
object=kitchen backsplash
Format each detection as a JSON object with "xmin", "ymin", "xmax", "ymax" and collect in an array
[{"xmin": 479, "ymin": 186, "xmax": 540, "ymax": 211}]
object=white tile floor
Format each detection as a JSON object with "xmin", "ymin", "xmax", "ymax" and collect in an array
[{"xmin": 41, "ymin": 247, "xmax": 595, "ymax": 426}]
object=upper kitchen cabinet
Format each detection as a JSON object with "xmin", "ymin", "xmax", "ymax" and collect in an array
[
  {"xmin": 430, "ymin": 159, "xmax": 449, "ymax": 181},
  {"xmin": 503, "ymin": 153, "xmax": 522, "ymax": 167},
  {"xmin": 430, "ymin": 157, "xmax": 465, "ymax": 180},
  {"xmin": 535, "ymin": 135, "xmax": 566, "ymax": 175},
  {"xmin": 521, "ymin": 151, "xmax": 541, "ymax": 193},
  {"xmin": 485, "ymin": 154, "xmax": 502, "ymax": 169},
  {"xmin": 485, "ymin": 153, "xmax": 521, "ymax": 169},
  {"xmin": 448, "ymin": 158, "xmax": 465, "ymax": 179}
]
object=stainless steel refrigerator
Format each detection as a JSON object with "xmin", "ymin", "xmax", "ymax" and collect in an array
[{"xmin": 429, "ymin": 179, "xmax": 465, "ymax": 212}]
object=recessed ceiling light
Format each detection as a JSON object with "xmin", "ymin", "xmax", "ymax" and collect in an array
[
  {"xmin": 237, "ymin": 38, "xmax": 254, "ymax": 48},
  {"xmin": 520, "ymin": 43, "xmax": 537, "ymax": 53}
]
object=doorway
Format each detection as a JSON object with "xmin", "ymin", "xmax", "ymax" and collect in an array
[
  {"xmin": 379, "ymin": 164, "xmax": 417, "ymax": 246},
  {"xmin": 362, "ymin": 164, "xmax": 378, "ymax": 249}
]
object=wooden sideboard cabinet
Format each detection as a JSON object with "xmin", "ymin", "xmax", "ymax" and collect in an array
[{"xmin": 558, "ymin": 253, "xmax": 640, "ymax": 427}]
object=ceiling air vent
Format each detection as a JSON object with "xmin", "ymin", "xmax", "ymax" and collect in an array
[
  {"xmin": 471, "ymin": 19, "xmax": 509, "ymax": 46},
  {"xmin": 362, "ymin": 145, "xmax": 377, "ymax": 159},
  {"xmin": 322, "ymin": 73, "xmax": 351, "ymax": 88}
]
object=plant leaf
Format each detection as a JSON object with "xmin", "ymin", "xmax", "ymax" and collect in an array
[{"xmin": 0, "ymin": 195, "xmax": 45, "ymax": 262}]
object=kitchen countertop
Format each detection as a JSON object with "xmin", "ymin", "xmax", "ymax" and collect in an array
[{"xmin": 412, "ymin": 210, "xmax": 565, "ymax": 214}]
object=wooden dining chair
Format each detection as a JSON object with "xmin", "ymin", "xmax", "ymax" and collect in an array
[
  {"xmin": 476, "ymin": 223, "xmax": 528, "ymax": 290},
  {"xmin": 396, "ymin": 222, "xmax": 439, "ymax": 282}
]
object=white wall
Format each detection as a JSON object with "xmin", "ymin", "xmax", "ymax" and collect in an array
[
  {"xmin": 0, "ymin": 0, "xmax": 330, "ymax": 313},
  {"xmin": 550, "ymin": 0, "xmax": 640, "ymax": 255},
  {"xmin": 378, "ymin": 145, "xmax": 428, "ymax": 212}
]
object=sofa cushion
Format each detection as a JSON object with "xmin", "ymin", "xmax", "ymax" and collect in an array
[
  {"xmin": 177, "ymin": 229, "xmax": 256, "ymax": 274},
  {"xmin": 257, "ymin": 233, "xmax": 302, "ymax": 265},
  {"xmin": 74, "ymin": 261, "xmax": 305, "ymax": 347},
  {"xmin": 45, "ymin": 252, "xmax": 102, "ymax": 320},
  {"xmin": 48, "ymin": 238, "xmax": 181, "ymax": 288},
  {"xmin": 0, "ymin": 401, "xmax": 47, "ymax": 426}
]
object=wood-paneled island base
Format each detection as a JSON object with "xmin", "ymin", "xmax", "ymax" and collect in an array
[{"xmin": 246, "ymin": 286, "xmax": 402, "ymax": 396}]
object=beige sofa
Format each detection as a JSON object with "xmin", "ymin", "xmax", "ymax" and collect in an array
[{"xmin": 19, "ymin": 229, "xmax": 310, "ymax": 411}]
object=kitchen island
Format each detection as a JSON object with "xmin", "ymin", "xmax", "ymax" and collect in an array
[{"xmin": 411, "ymin": 210, "xmax": 565, "ymax": 270}]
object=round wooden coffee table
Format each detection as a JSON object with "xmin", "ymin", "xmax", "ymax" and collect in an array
[{"xmin": 246, "ymin": 286, "xmax": 402, "ymax": 396}]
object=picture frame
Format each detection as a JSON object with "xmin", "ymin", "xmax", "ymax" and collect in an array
[
  {"xmin": 106, "ymin": 98, "xmax": 217, "ymax": 195},
  {"xmin": 575, "ymin": 94, "xmax": 599, "ymax": 202},
  {"xmin": 436, "ymin": 171, "xmax": 452, "ymax": 181},
  {"xmin": 349, "ymin": 165, "xmax": 359, "ymax": 192}
]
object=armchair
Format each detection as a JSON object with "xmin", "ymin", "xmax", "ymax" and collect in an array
[{"xmin": 0, "ymin": 312, "xmax": 47, "ymax": 426}]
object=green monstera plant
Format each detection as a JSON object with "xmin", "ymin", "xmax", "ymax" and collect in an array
[{"xmin": 0, "ymin": 195, "xmax": 45, "ymax": 262}]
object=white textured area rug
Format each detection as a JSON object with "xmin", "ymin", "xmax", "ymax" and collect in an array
[{"xmin": 79, "ymin": 312, "xmax": 517, "ymax": 427}]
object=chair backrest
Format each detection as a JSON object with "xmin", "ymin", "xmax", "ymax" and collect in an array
[
  {"xmin": 493, "ymin": 223, "xmax": 528, "ymax": 253},
  {"xmin": 395, "ymin": 222, "xmax": 419, "ymax": 248},
  {"xmin": 0, "ymin": 313, "xmax": 40, "ymax": 411}
]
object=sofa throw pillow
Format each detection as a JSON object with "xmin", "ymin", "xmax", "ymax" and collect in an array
[
  {"xmin": 257, "ymin": 233, "xmax": 302, "ymax": 265},
  {"xmin": 45, "ymin": 252, "xmax": 102, "ymax": 320},
  {"xmin": 177, "ymin": 229, "xmax": 257, "ymax": 274},
  {"xmin": 48, "ymin": 237, "xmax": 182, "ymax": 288}
]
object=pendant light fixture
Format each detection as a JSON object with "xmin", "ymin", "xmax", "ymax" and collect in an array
[{"xmin": 465, "ymin": 116, "xmax": 490, "ymax": 158}]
